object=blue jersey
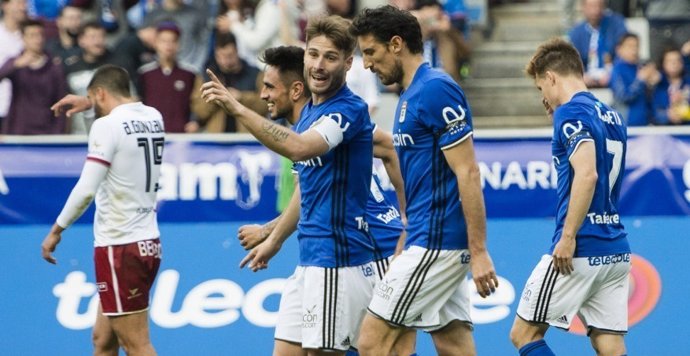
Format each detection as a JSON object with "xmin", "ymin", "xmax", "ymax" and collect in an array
[
  {"xmin": 551, "ymin": 91, "xmax": 630, "ymax": 257},
  {"xmin": 366, "ymin": 170, "xmax": 404, "ymax": 260},
  {"xmin": 393, "ymin": 63, "xmax": 472, "ymax": 250},
  {"xmin": 293, "ymin": 85, "xmax": 374, "ymax": 267}
]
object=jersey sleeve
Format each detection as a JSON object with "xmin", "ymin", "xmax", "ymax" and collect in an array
[
  {"xmin": 418, "ymin": 79, "xmax": 474, "ymax": 150},
  {"xmin": 554, "ymin": 108, "xmax": 594, "ymax": 160},
  {"xmin": 86, "ymin": 118, "xmax": 117, "ymax": 166}
]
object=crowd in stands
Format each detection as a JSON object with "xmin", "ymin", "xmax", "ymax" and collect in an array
[
  {"xmin": 0, "ymin": 0, "xmax": 476, "ymax": 135},
  {"xmin": 564, "ymin": 0, "xmax": 690, "ymax": 126},
  {"xmin": 0, "ymin": 0, "xmax": 688, "ymax": 134}
]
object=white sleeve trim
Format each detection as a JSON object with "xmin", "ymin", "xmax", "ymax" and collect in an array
[
  {"xmin": 568, "ymin": 138, "xmax": 594, "ymax": 162},
  {"xmin": 311, "ymin": 116, "xmax": 344, "ymax": 150},
  {"xmin": 56, "ymin": 160, "xmax": 108, "ymax": 228},
  {"xmin": 440, "ymin": 131, "xmax": 473, "ymax": 150}
]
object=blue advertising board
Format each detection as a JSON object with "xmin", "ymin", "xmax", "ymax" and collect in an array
[{"xmin": 2, "ymin": 129, "xmax": 690, "ymax": 224}]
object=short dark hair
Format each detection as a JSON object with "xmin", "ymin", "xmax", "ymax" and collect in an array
[
  {"xmin": 350, "ymin": 5, "xmax": 423, "ymax": 55},
  {"xmin": 617, "ymin": 32, "xmax": 638, "ymax": 47},
  {"xmin": 260, "ymin": 46, "xmax": 310, "ymax": 96},
  {"xmin": 525, "ymin": 37, "xmax": 584, "ymax": 79},
  {"xmin": 215, "ymin": 32, "xmax": 237, "ymax": 49},
  {"xmin": 20, "ymin": 19, "xmax": 43, "ymax": 34},
  {"xmin": 305, "ymin": 15, "xmax": 356, "ymax": 57},
  {"xmin": 87, "ymin": 65, "xmax": 132, "ymax": 97},
  {"xmin": 78, "ymin": 21, "xmax": 105, "ymax": 37}
]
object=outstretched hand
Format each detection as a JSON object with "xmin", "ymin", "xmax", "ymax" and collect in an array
[
  {"xmin": 51, "ymin": 94, "xmax": 92, "ymax": 118},
  {"xmin": 239, "ymin": 239, "xmax": 281, "ymax": 272}
]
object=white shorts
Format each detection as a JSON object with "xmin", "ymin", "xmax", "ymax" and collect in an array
[
  {"xmin": 516, "ymin": 254, "xmax": 631, "ymax": 334},
  {"xmin": 274, "ymin": 263, "xmax": 377, "ymax": 351},
  {"xmin": 367, "ymin": 246, "xmax": 472, "ymax": 332}
]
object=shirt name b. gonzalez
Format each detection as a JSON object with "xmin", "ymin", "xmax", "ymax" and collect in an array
[{"xmin": 122, "ymin": 120, "xmax": 164, "ymax": 135}]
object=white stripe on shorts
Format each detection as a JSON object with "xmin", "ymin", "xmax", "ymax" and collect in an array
[{"xmin": 108, "ymin": 246, "xmax": 123, "ymax": 313}]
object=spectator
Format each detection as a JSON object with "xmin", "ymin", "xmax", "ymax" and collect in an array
[
  {"xmin": 143, "ymin": 0, "xmax": 210, "ymax": 73},
  {"xmin": 0, "ymin": 0, "xmax": 28, "ymax": 130},
  {"xmin": 192, "ymin": 32, "xmax": 265, "ymax": 133},
  {"xmin": 0, "ymin": 19, "xmax": 67, "ymax": 134},
  {"xmin": 218, "ymin": 0, "xmax": 298, "ymax": 67},
  {"xmin": 138, "ymin": 21, "xmax": 202, "ymax": 133},
  {"xmin": 414, "ymin": 0, "xmax": 470, "ymax": 83},
  {"xmin": 112, "ymin": 23, "xmax": 157, "ymax": 85},
  {"xmin": 568, "ymin": 0, "xmax": 627, "ymax": 88},
  {"xmin": 644, "ymin": 0, "xmax": 690, "ymax": 64},
  {"xmin": 609, "ymin": 33, "xmax": 658, "ymax": 126},
  {"xmin": 651, "ymin": 48, "xmax": 690, "ymax": 125},
  {"xmin": 65, "ymin": 22, "xmax": 128, "ymax": 134},
  {"xmin": 45, "ymin": 5, "xmax": 82, "ymax": 66}
]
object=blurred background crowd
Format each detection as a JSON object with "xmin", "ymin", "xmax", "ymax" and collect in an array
[{"xmin": 0, "ymin": 0, "xmax": 688, "ymax": 135}]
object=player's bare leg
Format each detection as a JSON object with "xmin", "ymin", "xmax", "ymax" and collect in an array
[
  {"xmin": 93, "ymin": 305, "xmax": 119, "ymax": 356},
  {"xmin": 509, "ymin": 317, "xmax": 548, "ymax": 348},
  {"xmin": 357, "ymin": 314, "xmax": 403, "ymax": 356},
  {"xmin": 391, "ymin": 327, "xmax": 416, "ymax": 356},
  {"xmin": 589, "ymin": 329, "xmax": 626, "ymax": 356},
  {"xmin": 273, "ymin": 339, "xmax": 306, "ymax": 356},
  {"xmin": 108, "ymin": 311, "xmax": 156, "ymax": 356},
  {"xmin": 430, "ymin": 320, "xmax": 475, "ymax": 356}
]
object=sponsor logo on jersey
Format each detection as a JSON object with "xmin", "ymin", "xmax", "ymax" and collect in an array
[
  {"xmin": 392, "ymin": 133, "xmax": 415, "ymax": 147},
  {"xmin": 375, "ymin": 207, "xmax": 400, "ymax": 224},
  {"xmin": 587, "ymin": 253, "xmax": 630, "ymax": 267},
  {"xmin": 399, "ymin": 101, "xmax": 407, "ymax": 123},
  {"xmin": 586, "ymin": 212, "xmax": 620, "ymax": 225}
]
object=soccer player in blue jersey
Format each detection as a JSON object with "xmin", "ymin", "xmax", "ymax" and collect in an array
[
  {"xmin": 234, "ymin": 45, "xmax": 417, "ymax": 356},
  {"xmin": 202, "ymin": 17, "xmax": 380, "ymax": 356},
  {"xmin": 509, "ymin": 38, "xmax": 631, "ymax": 356},
  {"xmin": 350, "ymin": 6, "xmax": 499, "ymax": 356}
]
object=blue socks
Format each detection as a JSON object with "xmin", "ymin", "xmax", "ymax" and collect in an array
[{"xmin": 519, "ymin": 339, "xmax": 556, "ymax": 356}]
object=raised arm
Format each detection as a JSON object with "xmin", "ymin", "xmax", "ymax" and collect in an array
[
  {"xmin": 201, "ymin": 69, "xmax": 341, "ymax": 161},
  {"xmin": 443, "ymin": 136, "xmax": 498, "ymax": 298}
]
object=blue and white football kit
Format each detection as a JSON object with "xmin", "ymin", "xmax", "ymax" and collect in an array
[
  {"xmin": 368, "ymin": 63, "xmax": 474, "ymax": 331},
  {"xmin": 274, "ymin": 85, "xmax": 377, "ymax": 351},
  {"xmin": 517, "ymin": 92, "xmax": 631, "ymax": 334},
  {"xmin": 367, "ymin": 170, "xmax": 404, "ymax": 279}
]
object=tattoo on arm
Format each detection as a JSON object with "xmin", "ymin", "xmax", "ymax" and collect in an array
[{"xmin": 261, "ymin": 122, "xmax": 290, "ymax": 143}]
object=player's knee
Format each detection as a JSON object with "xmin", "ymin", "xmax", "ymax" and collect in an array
[
  {"xmin": 92, "ymin": 330, "xmax": 118, "ymax": 355},
  {"xmin": 590, "ymin": 332, "xmax": 626, "ymax": 356},
  {"xmin": 509, "ymin": 319, "xmax": 542, "ymax": 349}
]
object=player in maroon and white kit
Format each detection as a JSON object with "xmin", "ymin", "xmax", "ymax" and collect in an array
[{"xmin": 41, "ymin": 64, "xmax": 164, "ymax": 356}]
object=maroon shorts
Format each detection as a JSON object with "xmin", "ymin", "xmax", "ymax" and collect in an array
[{"xmin": 94, "ymin": 238, "xmax": 162, "ymax": 315}]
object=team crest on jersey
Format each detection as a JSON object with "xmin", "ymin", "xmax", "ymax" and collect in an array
[
  {"xmin": 174, "ymin": 80, "xmax": 186, "ymax": 91},
  {"xmin": 399, "ymin": 101, "xmax": 407, "ymax": 123}
]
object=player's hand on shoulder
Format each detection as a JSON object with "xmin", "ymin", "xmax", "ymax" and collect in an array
[
  {"xmin": 470, "ymin": 251, "xmax": 499, "ymax": 298},
  {"xmin": 41, "ymin": 232, "xmax": 62, "ymax": 265},
  {"xmin": 237, "ymin": 224, "xmax": 267, "ymax": 250},
  {"xmin": 51, "ymin": 94, "xmax": 92, "ymax": 118},
  {"xmin": 552, "ymin": 237, "xmax": 575, "ymax": 275}
]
